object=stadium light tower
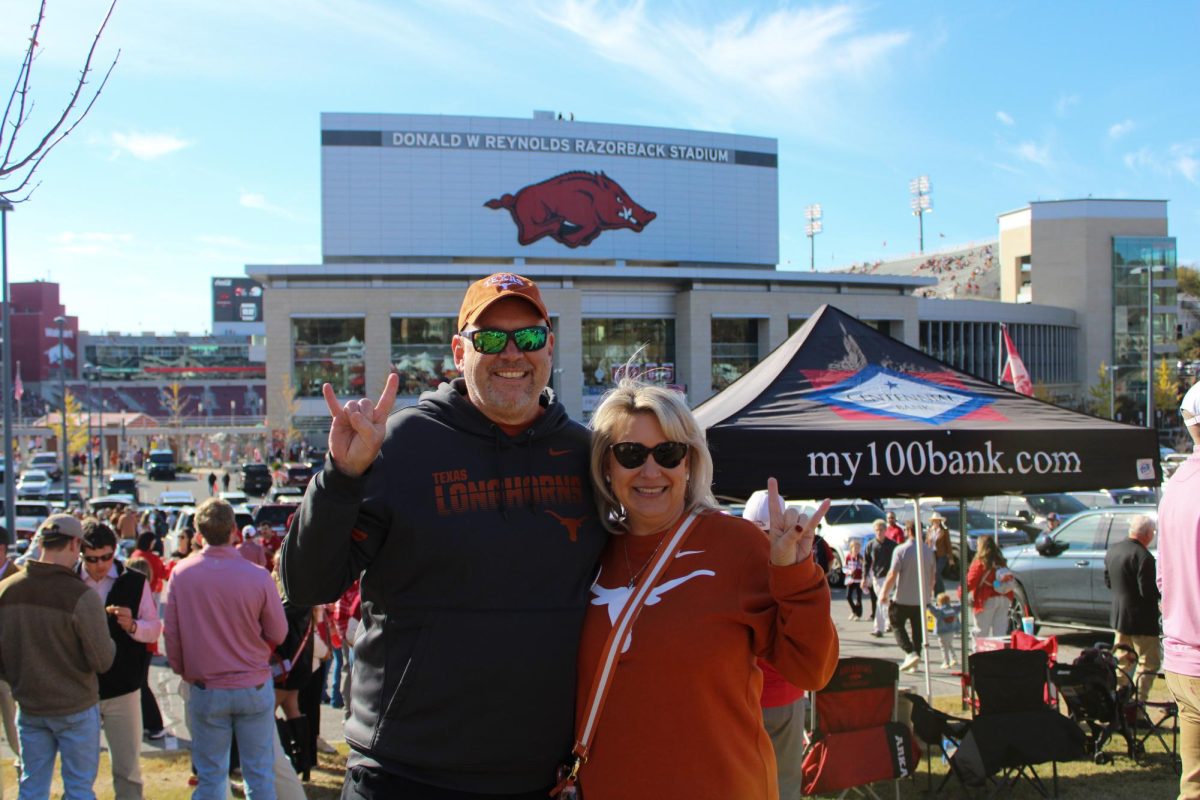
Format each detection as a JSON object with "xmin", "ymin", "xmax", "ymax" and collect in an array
[
  {"xmin": 804, "ymin": 204, "xmax": 823, "ymax": 271},
  {"xmin": 909, "ymin": 175, "xmax": 933, "ymax": 254}
]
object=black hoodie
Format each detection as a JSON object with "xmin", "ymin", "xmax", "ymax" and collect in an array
[{"xmin": 280, "ymin": 379, "xmax": 605, "ymax": 793}]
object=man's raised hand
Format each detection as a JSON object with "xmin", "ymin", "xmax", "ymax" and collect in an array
[{"xmin": 323, "ymin": 373, "xmax": 400, "ymax": 478}]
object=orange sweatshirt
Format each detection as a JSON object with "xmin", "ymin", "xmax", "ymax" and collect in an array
[{"xmin": 575, "ymin": 510, "xmax": 839, "ymax": 800}]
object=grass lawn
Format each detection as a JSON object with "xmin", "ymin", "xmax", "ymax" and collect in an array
[{"xmin": 0, "ymin": 701, "xmax": 1182, "ymax": 799}]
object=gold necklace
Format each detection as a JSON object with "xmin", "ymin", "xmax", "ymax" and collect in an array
[{"xmin": 622, "ymin": 532, "xmax": 667, "ymax": 589}]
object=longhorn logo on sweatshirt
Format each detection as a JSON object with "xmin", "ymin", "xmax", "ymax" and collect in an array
[{"xmin": 590, "ymin": 564, "xmax": 715, "ymax": 653}]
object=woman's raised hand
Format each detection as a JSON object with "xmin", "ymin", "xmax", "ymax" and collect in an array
[
  {"xmin": 322, "ymin": 373, "xmax": 400, "ymax": 478},
  {"xmin": 765, "ymin": 477, "xmax": 831, "ymax": 567}
]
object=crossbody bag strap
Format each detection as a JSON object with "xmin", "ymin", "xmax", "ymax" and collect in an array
[{"xmin": 551, "ymin": 508, "xmax": 703, "ymax": 796}]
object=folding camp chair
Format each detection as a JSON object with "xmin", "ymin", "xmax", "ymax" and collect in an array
[
  {"xmin": 801, "ymin": 657, "xmax": 916, "ymax": 799},
  {"xmin": 956, "ymin": 649, "xmax": 1086, "ymax": 798},
  {"xmin": 901, "ymin": 692, "xmax": 972, "ymax": 796}
]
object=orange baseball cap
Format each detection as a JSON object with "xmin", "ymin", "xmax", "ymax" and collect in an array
[{"xmin": 458, "ymin": 273, "xmax": 550, "ymax": 331}]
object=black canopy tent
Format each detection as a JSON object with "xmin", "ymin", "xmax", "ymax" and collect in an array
[
  {"xmin": 694, "ymin": 304, "xmax": 1161, "ymax": 699},
  {"xmin": 695, "ymin": 304, "xmax": 1160, "ymax": 501}
]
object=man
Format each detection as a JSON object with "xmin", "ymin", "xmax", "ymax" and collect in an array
[
  {"xmin": 863, "ymin": 519, "xmax": 896, "ymax": 639},
  {"xmin": 884, "ymin": 510, "xmax": 904, "ymax": 544},
  {"xmin": 236, "ymin": 524, "xmax": 268, "ymax": 568},
  {"xmin": 164, "ymin": 498, "xmax": 287, "ymax": 800},
  {"xmin": 0, "ymin": 535, "xmax": 21, "ymax": 776},
  {"xmin": 879, "ymin": 522, "xmax": 936, "ymax": 672},
  {"xmin": 0, "ymin": 514, "xmax": 115, "ymax": 798},
  {"xmin": 281, "ymin": 273, "xmax": 605, "ymax": 798},
  {"xmin": 115, "ymin": 505, "xmax": 138, "ymax": 542},
  {"xmin": 1158, "ymin": 381, "xmax": 1200, "ymax": 800},
  {"xmin": 77, "ymin": 522, "xmax": 163, "ymax": 800},
  {"xmin": 1104, "ymin": 514, "xmax": 1161, "ymax": 703},
  {"xmin": 1045, "ymin": 512, "xmax": 1061, "ymax": 534}
]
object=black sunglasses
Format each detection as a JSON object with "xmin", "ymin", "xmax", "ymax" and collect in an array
[
  {"xmin": 610, "ymin": 441, "xmax": 689, "ymax": 470},
  {"xmin": 83, "ymin": 553, "xmax": 114, "ymax": 564},
  {"xmin": 461, "ymin": 325, "xmax": 549, "ymax": 355}
]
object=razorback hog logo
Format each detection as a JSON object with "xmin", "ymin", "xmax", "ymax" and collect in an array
[{"xmin": 485, "ymin": 171, "xmax": 656, "ymax": 248}]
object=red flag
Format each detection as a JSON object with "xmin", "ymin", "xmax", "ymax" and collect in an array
[
  {"xmin": 1000, "ymin": 325, "xmax": 1033, "ymax": 396},
  {"xmin": 13, "ymin": 361, "xmax": 22, "ymax": 402}
]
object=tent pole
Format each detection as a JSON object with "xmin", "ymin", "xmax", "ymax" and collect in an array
[
  {"xmin": 911, "ymin": 496, "xmax": 933, "ymax": 701},
  {"xmin": 960, "ymin": 497, "xmax": 970, "ymax": 709}
]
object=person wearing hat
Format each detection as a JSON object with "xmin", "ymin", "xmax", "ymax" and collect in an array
[
  {"xmin": 236, "ymin": 524, "xmax": 267, "ymax": 568},
  {"xmin": 1156, "ymin": 381, "xmax": 1200, "ymax": 799},
  {"xmin": 0, "ymin": 514, "xmax": 115, "ymax": 798},
  {"xmin": 281, "ymin": 273, "xmax": 605, "ymax": 798}
]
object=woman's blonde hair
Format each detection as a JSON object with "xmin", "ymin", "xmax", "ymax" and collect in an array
[{"xmin": 589, "ymin": 377, "xmax": 718, "ymax": 533}]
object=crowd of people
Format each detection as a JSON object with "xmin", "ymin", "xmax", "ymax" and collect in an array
[{"xmin": 0, "ymin": 270, "xmax": 1196, "ymax": 800}]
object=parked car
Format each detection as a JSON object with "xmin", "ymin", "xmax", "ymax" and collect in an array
[
  {"xmin": 44, "ymin": 489, "xmax": 87, "ymax": 510},
  {"xmin": 13, "ymin": 501, "xmax": 53, "ymax": 539},
  {"xmin": 106, "ymin": 473, "xmax": 141, "ymax": 504},
  {"xmin": 16, "ymin": 469, "xmax": 52, "ymax": 497},
  {"xmin": 1003, "ymin": 504, "xmax": 1157, "ymax": 633},
  {"xmin": 157, "ymin": 490, "xmax": 196, "ymax": 508},
  {"xmin": 265, "ymin": 485, "xmax": 304, "ymax": 504},
  {"xmin": 252, "ymin": 503, "xmax": 297, "ymax": 553},
  {"xmin": 281, "ymin": 462, "xmax": 314, "ymax": 489},
  {"xmin": 1068, "ymin": 488, "xmax": 1158, "ymax": 508},
  {"xmin": 146, "ymin": 448, "xmax": 177, "ymax": 481},
  {"xmin": 219, "ymin": 490, "xmax": 249, "ymax": 507},
  {"xmin": 28, "ymin": 452, "xmax": 63, "ymax": 481},
  {"xmin": 240, "ymin": 463, "xmax": 273, "ymax": 496},
  {"xmin": 86, "ymin": 494, "xmax": 137, "ymax": 516},
  {"xmin": 967, "ymin": 493, "xmax": 1088, "ymax": 532}
]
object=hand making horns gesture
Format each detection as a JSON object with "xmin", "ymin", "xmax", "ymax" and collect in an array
[
  {"xmin": 322, "ymin": 373, "xmax": 400, "ymax": 479},
  {"xmin": 766, "ymin": 477, "xmax": 831, "ymax": 567}
]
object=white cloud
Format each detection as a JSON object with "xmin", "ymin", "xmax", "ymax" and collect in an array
[
  {"xmin": 528, "ymin": 1, "xmax": 909, "ymax": 125},
  {"xmin": 52, "ymin": 231, "xmax": 134, "ymax": 256},
  {"xmin": 995, "ymin": 111, "xmax": 1014, "ymax": 126},
  {"xmin": 110, "ymin": 132, "xmax": 192, "ymax": 160},
  {"xmin": 1108, "ymin": 119, "xmax": 1135, "ymax": 139},
  {"xmin": 239, "ymin": 190, "xmax": 295, "ymax": 218},
  {"xmin": 1015, "ymin": 141, "xmax": 1051, "ymax": 167},
  {"xmin": 1055, "ymin": 93, "xmax": 1080, "ymax": 117},
  {"xmin": 1124, "ymin": 142, "xmax": 1199, "ymax": 183}
]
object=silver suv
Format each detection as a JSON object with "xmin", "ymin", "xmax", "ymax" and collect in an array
[{"xmin": 1003, "ymin": 505, "xmax": 1156, "ymax": 632}]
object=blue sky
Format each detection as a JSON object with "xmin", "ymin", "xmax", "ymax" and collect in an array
[{"xmin": 0, "ymin": 0, "xmax": 1196, "ymax": 334}]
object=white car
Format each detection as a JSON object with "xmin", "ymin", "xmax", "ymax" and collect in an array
[
  {"xmin": 157, "ymin": 491, "xmax": 196, "ymax": 508},
  {"xmin": 743, "ymin": 491, "xmax": 886, "ymax": 588},
  {"xmin": 219, "ymin": 490, "xmax": 249, "ymax": 506},
  {"xmin": 16, "ymin": 470, "xmax": 52, "ymax": 497}
]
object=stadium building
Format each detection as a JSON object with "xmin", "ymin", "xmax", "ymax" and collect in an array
[{"xmin": 240, "ymin": 112, "xmax": 1177, "ymax": 441}]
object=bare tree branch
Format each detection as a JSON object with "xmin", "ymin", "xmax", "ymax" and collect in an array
[{"xmin": 0, "ymin": 0, "xmax": 119, "ymax": 203}]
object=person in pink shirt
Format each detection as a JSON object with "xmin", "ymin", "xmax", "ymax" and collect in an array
[
  {"xmin": 1159, "ymin": 381, "xmax": 1200, "ymax": 800},
  {"xmin": 163, "ymin": 498, "xmax": 287, "ymax": 799},
  {"xmin": 236, "ymin": 525, "xmax": 268, "ymax": 568}
]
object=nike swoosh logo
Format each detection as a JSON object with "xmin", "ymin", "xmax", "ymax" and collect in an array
[
  {"xmin": 676, "ymin": 550, "xmax": 704, "ymax": 558},
  {"xmin": 549, "ymin": 448, "xmax": 572, "ymax": 457}
]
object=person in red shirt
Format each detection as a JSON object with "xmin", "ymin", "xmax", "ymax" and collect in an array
[
  {"xmin": 884, "ymin": 510, "xmax": 905, "ymax": 544},
  {"xmin": 130, "ymin": 532, "xmax": 168, "ymax": 596},
  {"xmin": 575, "ymin": 379, "xmax": 838, "ymax": 800}
]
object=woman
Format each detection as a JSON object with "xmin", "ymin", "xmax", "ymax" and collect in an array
[
  {"xmin": 575, "ymin": 379, "xmax": 839, "ymax": 799},
  {"xmin": 272, "ymin": 565, "xmax": 315, "ymax": 779},
  {"xmin": 965, "ymin": 535, "xmax": 1011, "ymax": 639},
  {"xmin": 926, "ymin": 513, "xmax": 952, "ymax": 595}
]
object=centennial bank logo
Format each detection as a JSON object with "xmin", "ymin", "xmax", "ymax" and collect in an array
[
  {"xmin": 809, "ymin": 365, "xmax": 994, "ymax": 425},
  {"xmin": 485, "ymin": 171, "xmax": 656, "ymax": 248}
]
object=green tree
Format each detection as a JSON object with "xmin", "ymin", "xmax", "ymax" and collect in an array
[
  {"xmin": 1180, "ymin": 331, "xmax": 1200, "ymax": 362},
  {"xmin": 1087, "ymin": 362, "xmax": 1114, "ymax": 418},
  {"xmin": 1179, "ymin": 265, "xmax": 1200, "ymax": 298}
]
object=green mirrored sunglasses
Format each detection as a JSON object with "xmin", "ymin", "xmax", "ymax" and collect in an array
[{"xmin": 463, "ymin": 325, "xmax": 549, "ymax": 355}]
